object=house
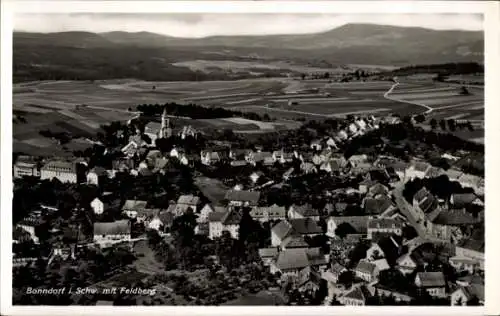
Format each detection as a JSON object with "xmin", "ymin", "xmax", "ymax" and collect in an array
[
  {"xmin": 247, "ymin": 151, "xmax": 274, "ymax": 165},
  {"xmin": 415, "ymin": 272, "xmax": 447, "ymax": 298},
  {"xmin": 280, "ymin": 235, "xmax": 309, "ymax": 250},
  {"xmin": 347, "ymin": 123, "xmax": 358, "ymax": 135},
  {"xmin": 457, "ymin": 174, "xmax": 484, "ymax": 195},
  {"xmin": 451, "ymin": 284, "xmax": 484, "ymax": 306},
  {"xmin": 13, "ymin": 156, "xmax": 40, "ymax": 178},
  {"xmin": 224, "ymin": 190, "xmax": 260, "ymax": 207},
  {"xmin": 337, "ymin": 130, "xmax": 349, "ymax": 141},
  {"xmin": 16, "ymin": 216, "xmax": 43, "ymax": 244},
  {"xmin": 287, "ymin": 204, "xmax": 320, "ymax": 221},
  {"xmin": 325, "ymin": 137, "xmax": 338, "ymax": 149},
  {"xmin": 455, "ymin": 238, "xmax": 484, "ymax": 271},
  {"xmin": 348, "ymin": 154, "xmax": 368, "ymax": 167},
  {"xmin": 367, "ymin": 183, "xmax": 389, "ymax": 198},
  {"xmin": 423, "ymin": 208, "xmax": 480, "ymax": 241},
  {"xmin": 448, "ymin": 256, "xmax": 479, "ymax": 274},
  {"xmin": 412, "ymin": 187, "xmax": 440, "ymax": 223},
  {"xmin": 358, "ymin": 179, "xmax": 376, "ymax": 194},
  {"xmin": 258, "ymin": 247, "xmax": 279, "ymax": 266},
  {"xmin": 250, "ymin": 171, "xmax": 264, "ymax": 184},
  {"xmin": 272, "ymin": 150, "xmax": 294, "ymax": 164},
  {"xmin": 320, "ymin": 157, "xmax": 346, "ymax": 174},
  {"xmin": 178, "ymin": 125, "xmax": 197, "ymax": 139},
  {"xmin": 450, "ymin": 193, "xmax": 483, "ymax": 208},
  {"xmin": 250, "ymin": 204, "xmax": 287, "ymax": 222},
  {"xmin": 424, "ymin": 166, "xmax": 445, "ymax": 179},
  {"xmin": 148, "ymin": 211, "xmax": 174, "ymax": 232},
  {"xmin": 297, "ymin": 266, "xmax": 322, "ymax": 294},
  {"xmin": 86, "ymin": 167, "xmax": 108, "ymax": 186},
  {"xmin": 326, "ymin": 216, "xmax": 369, "ymax": 238},
  {"xmin": 208, "ymin": 208, "xmax": 241, "ymax": 239},
  {"xmin": 169, "ymin": 147, "xmax": 184, "ymax": 159},
  {"xmin": 396, "ymin": 245, "xmax": 436, "ymax": 275},
  {"xmin": 339, "ymin": 285, "xmax": 373, "ymax": 306},
  {"xmin": 229, "ymin": 149, "xmax": 251, "ymax": 161},
  {"xmin": 90, "ymin": 195, "xmax": 119, "ymax": 215},
  {"xmin": 300, "ymin": 162, "xmax": 317, "ymax": 174},
  {"xmin": 271, "ymin": 218, "xmax": 323, "ymax": 247},
  {"xmin": 367, "ymin": 217, "xmax": 403, "ymax": 240},
  {"xmin": 365, "ymin": 242, "xmax": 386, "ymax": 261},
  {"xmin": 363, "ymin": 196, "xmax": 396, "ymax": 216},
  {"xmin": 371, "ymin": 284, "xmax": 414, "ymax": 303},
  {"xmin": 13, "ymin": 227, "xmax": 32, "ymax": 244},
  {"xmin": 324, "ymin": 262, "xmax": 347, "ymax": 284},
  {"xmin": 198, "ymin": 204, "xmax": 224, "ymax": 223},
  {"xmin": 354, "ymin": 260, "xmax": 379, "ymax": 282},
  {"xmin": 310, "ymin": 139, "xmax": 322, "ymax": 151},
  {"xmin": 355, "ymin": 119, "xmax": 368, "ymax": 131},
  {"xmin": 135, "ymin": 208, "xmax": 159, "ymax": 224},
  {"xmin": 121, "ymin": 200, "xmax": 148, "ymax": 219},
  {"xmin": 445, "ymin": 169, "xmax": 464, "ymax": 182},
  {"xmin": 40, "ymin": 160, "xmax": 78, "ymax": 183},
  {"xmin": 176, "ymin": 195, "xmax": 201, "ymax": 213},
  {"xmin": 405, "ymin": 161, "xmax": 431, "ymax": 180},
  {"xmin": 93, "ymin": 220, "xmax": 131, "ymax": 245},
  {"xmin": 201, "ymin": 150, "xmax": 224, "ymax": 166},
  {"xmin": 270, "ymin": 247, "xmax": 328, "ymax": 278}
]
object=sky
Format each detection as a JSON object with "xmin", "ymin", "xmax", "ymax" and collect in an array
[{"xmin": 14, "ymin": 13, "xmax": 483, "ymax": 38}]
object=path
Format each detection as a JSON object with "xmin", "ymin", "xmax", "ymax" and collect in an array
[{"xmin": 384, "ymin": 81, "xmax": 434, "ymax": 115}]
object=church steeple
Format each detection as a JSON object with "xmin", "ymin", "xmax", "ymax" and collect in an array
[{"xmin": 159, "ymin": 107, "xmax": 172, "ymax": 139}]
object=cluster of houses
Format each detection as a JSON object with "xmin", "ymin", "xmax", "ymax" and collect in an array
[{"xmin": 12, "ymin": 111, "xmax": 485, "ymax": 306}]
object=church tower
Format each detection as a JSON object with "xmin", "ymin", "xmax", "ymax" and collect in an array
[{"xmin": 159, "ymin": 107, "xmax": 172, "ymax": 139}]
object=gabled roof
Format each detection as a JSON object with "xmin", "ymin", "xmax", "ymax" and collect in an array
[
  {"xmin": 355, "ymin": 260, "xmax": 377, "ymax": 274},
  {"xmin": 368, "ymin": 183, "xmax": 389, "ymax": 196},
  {"xmin": 253, "ymin": 151, "xmax": 273, "ymax": 162},
  {"xmin": 221, "ymin": 208, "xmax": 242, "ymax": 225},
  {"xmin": 416, "ymin": 272, "xmax": 446, "ymax": 287},
  {"xmin": 364, "ymin": 196, "xmax": 394, "ymax": 215},
  {"xmin": 457, "ymin": 238, "xmax": 484, "ymax": 253},
  {"xmin": 414, "ymin": 187, "xmax": 430, "ymax": 203},
  {"xmin": 431, "ymin": 209, "xmax": 479, "ymax": 225},
  {"xmin": 224, "ymin": 190, "xmax": 260, "ymax": 205},
  {"xmin": 258, "ymin": 247, "xmax": 279, "ymax": 258},
  {"xmin": 275, "ymin": 247, "xmax": 326, "ymax": 271},
  {"xmin": 331, "ymin": 262, "xmax": 347, "ymax": 276},
  {"xmin": 445, "ymin": 169, "xmax": 464, "ymax": 181},
  {"xmin": 281, "ymin": 235, "xmax": 309, "ymax": 249},
  {"xmin": 343, "ymin": 285, "xmax": 371, "ymax": 302},
  {"xmin": 451, "ymin": 193, "xmax": 481, "ymax": 207},
  {"xmin": 425, "ymin": 166, "xmax": 445, "ymax": 178},
  {"xmin": 368, "ymin": 217, "xmax": 403, "ymax": 230},
  {"xmin": 208, "ymin": 211, "xmax": 227, "ymax": 222},
  {"xmin": 93, "ymin": 220, "xmax": 131, "ymax": 236},
  {"xmin": 121, "ymin": 200, "xmax": 147, "ymax": 211},
  {"xmin": 177, "ymin": 195, "xmax": 200, "ymax": 206},
  {"xmin": 459, "ymin": 284, "xmax": 484, "ymax": 302},
  {"xmin": 41, "ymin": 160, "xmax": 76, "ymax": 172},
  {"xmin": 291, "ymin": 204, "xmax": 319, "ymax": 217},
  {"xmin": 412, "ymin": 161, "xmax": 431, "ymax": 173},
  {"xmin": 298, "ymin": 266, "xmax": 321, "ymax": 287},
  {"xmin": 251, "ymin": 205, "xmax": 286, "ymax": 218},
  {"xmin": 288, "ymin": 218, "xmax": 323, "ymax": 235}
]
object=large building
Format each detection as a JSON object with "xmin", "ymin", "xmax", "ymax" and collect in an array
[
  {"xmin": 13, "ymin": 156, "xmax": 40, "ymax": 178},
  {"xmin": 40, "ymin": 160, "xmax": 77, "ymax": 183}
]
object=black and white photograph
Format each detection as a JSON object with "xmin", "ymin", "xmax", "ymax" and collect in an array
[{"xmin": 1, "ymin": 1, "xmax": 499, "ymax": 314}]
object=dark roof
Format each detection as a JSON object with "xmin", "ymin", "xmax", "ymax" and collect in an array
[
  {"xmin": 271, "ymin": 221, "xmax": 294, "ymax": 240},
  {"xmin": 329, "ymin": 216, "xmax": 369, "ymax": 234},
  {"xmin": 288, "ymin": 218, "xmax": 323, "ymax": 235},
  {"xmin": 364, "ymin": 196, "xmax": 394, "ymax": 215},
  {"xmin": 419, "ymin": 195, "xmax": 439, "ymax": 214},
  {"xmin": 275, "ymin": 247, "xmax": 326, "ymax": 271},
  {"xmin": 431, "ymin": 209, "xmax": 479, "ymax": 225},
  {"xmin": 224, "ymin": 190, "xmax": 260, "ymax": 205},
  {"xmin": 425, "ymin": 167, "xmax": 445, "ymax": 178},
  {"xmin": 291, "ymin": 204, "xmax": 319, "ymax": 217},
  {"xmin": 413, "ymin": 187, "xmax": 430, "ymax": 203},
  {"xmin": 368, "ymin": 183, "xmax": 389, "ymax": 196},
  {"xmin": 416, "ymin": 272, "xmax": 446, "ymax": 288},
  {"xmin": 451, "ymin": 193, "xmax": 481, "ymax": 207},
  {"xmin": 93, "ymin": 220, "xmax": 131, "ymax": 236},
  {"xmin": 89, "ymin": 166, "xmax": 107, "ymax": 176},
  {"xmin": 412, "ymin": 161, "xmax": 431, "ymax": 172},
  {"xmin": 157, "ymin": 211, "xmax": 175, "ymax": 226},
  {"xmin": 222, "ymin": 209, "xmax": 242, "ymax": 225},
  {"xmin": 208, "ymin": 211, "xmax": 228, "ymax": 223},
  {"xmin": 298, "ymin": 266, "xmax": 321, "ymax": 287},
  {"xmin": 458, "ymin": 238, "xmax": 484, "ymax": 253},
  {"xmin": 281, "ymin": 235, "xmax": 309, "ymax": 249},
  {"xmin": 331, "ymin": 263, "xmax": 347, "ymax": 276},
  {"xmin": 343, "ymin": 285, "xmax": 371, "ymax": 302},
  {"xmin": 177, "ymin": 195, "xmax": 200, "ymax": 205},
  {"xmin": 461, "ymin": 284, "xmax": 484, "ymax": 302}
]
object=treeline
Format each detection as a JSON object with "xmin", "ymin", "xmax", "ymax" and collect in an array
[
  {"xmin": 136, "ymin": 103, "xmax": 272, "ymax": 121},
  {"xmin": 387, "ymin": 62, "xmax": 483, "ymax": 76}
]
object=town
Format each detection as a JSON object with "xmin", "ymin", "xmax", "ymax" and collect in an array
[{"xmin": 12, "ymin": 103, "xmax": 484, "ymax": 306}]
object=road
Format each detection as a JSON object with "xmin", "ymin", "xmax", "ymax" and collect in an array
[
  {"xmin": 384, "ymin": 81, "xmax": 434, "ymax": 115},
  {"xmin": 392, "ymin": 183, "xmax": 427, "ymax": 238}
]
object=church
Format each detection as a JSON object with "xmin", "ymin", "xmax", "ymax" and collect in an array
[{"xmin": 144, "ymin": 107, "xmax": 173, "ymax": 144}]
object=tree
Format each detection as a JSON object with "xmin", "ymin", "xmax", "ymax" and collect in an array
[
  {"xmin": 301, "ymin": 74, "xmax": 306, "ymax": 80},
  {"xmin": 414, "ymin": 114, "xmax": 426, "ymax": 124},
  {"xmin": 323, "ymin": 72, "xmax": 330, "ymax": 79},
  {"xmin": 447, "ymin": 119, "xmax": 456, "ymax": 131},
  {"xmin": 439, "ymin": 119, "xmax": 447, "ymax": 130},
  {"xmin": 430, "ymin": 118, "xmax": 437, "ymax": 129},
  {"xmin": 459, "ymin": 86, "xmax": 470, "ymax": 95},
  {"xmin": 337, "ymin": 270, "xmax": 354, "ymax": 289},
  {"xmin": 334, "ymin": 222, "xmax": 357, "ymax": 239}
]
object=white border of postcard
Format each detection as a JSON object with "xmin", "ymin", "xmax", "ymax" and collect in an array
[{"xmin": 1, "ymin": 1, "xmax": 499, "ymax": 315}]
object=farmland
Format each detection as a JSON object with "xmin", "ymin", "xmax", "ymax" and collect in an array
[{"xmin": 13, "ymin": 75, "xmax": 484, "ymax": 155}]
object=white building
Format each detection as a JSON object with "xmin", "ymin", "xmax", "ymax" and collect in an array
[
  {"xmin": 40, "ymin": 160, "xmax": 77, "ymax": 183},
  {"xmin": 93, "ymin": 220, "xmax": 131, "ymax": 245}
]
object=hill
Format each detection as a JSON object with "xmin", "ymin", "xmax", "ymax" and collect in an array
[{"xmin": 13, "ymin": 23, "xmax": 483, "ymax": 82}]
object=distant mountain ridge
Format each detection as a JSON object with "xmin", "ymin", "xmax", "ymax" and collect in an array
[{"xmin": 12, "ymin": 23, "xmax": 483, "ymax": 82}]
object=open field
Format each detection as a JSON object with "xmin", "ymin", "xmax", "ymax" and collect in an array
[{"xmin": 13, "ymin": 76, "xmax": 483, "ymax": 155}]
